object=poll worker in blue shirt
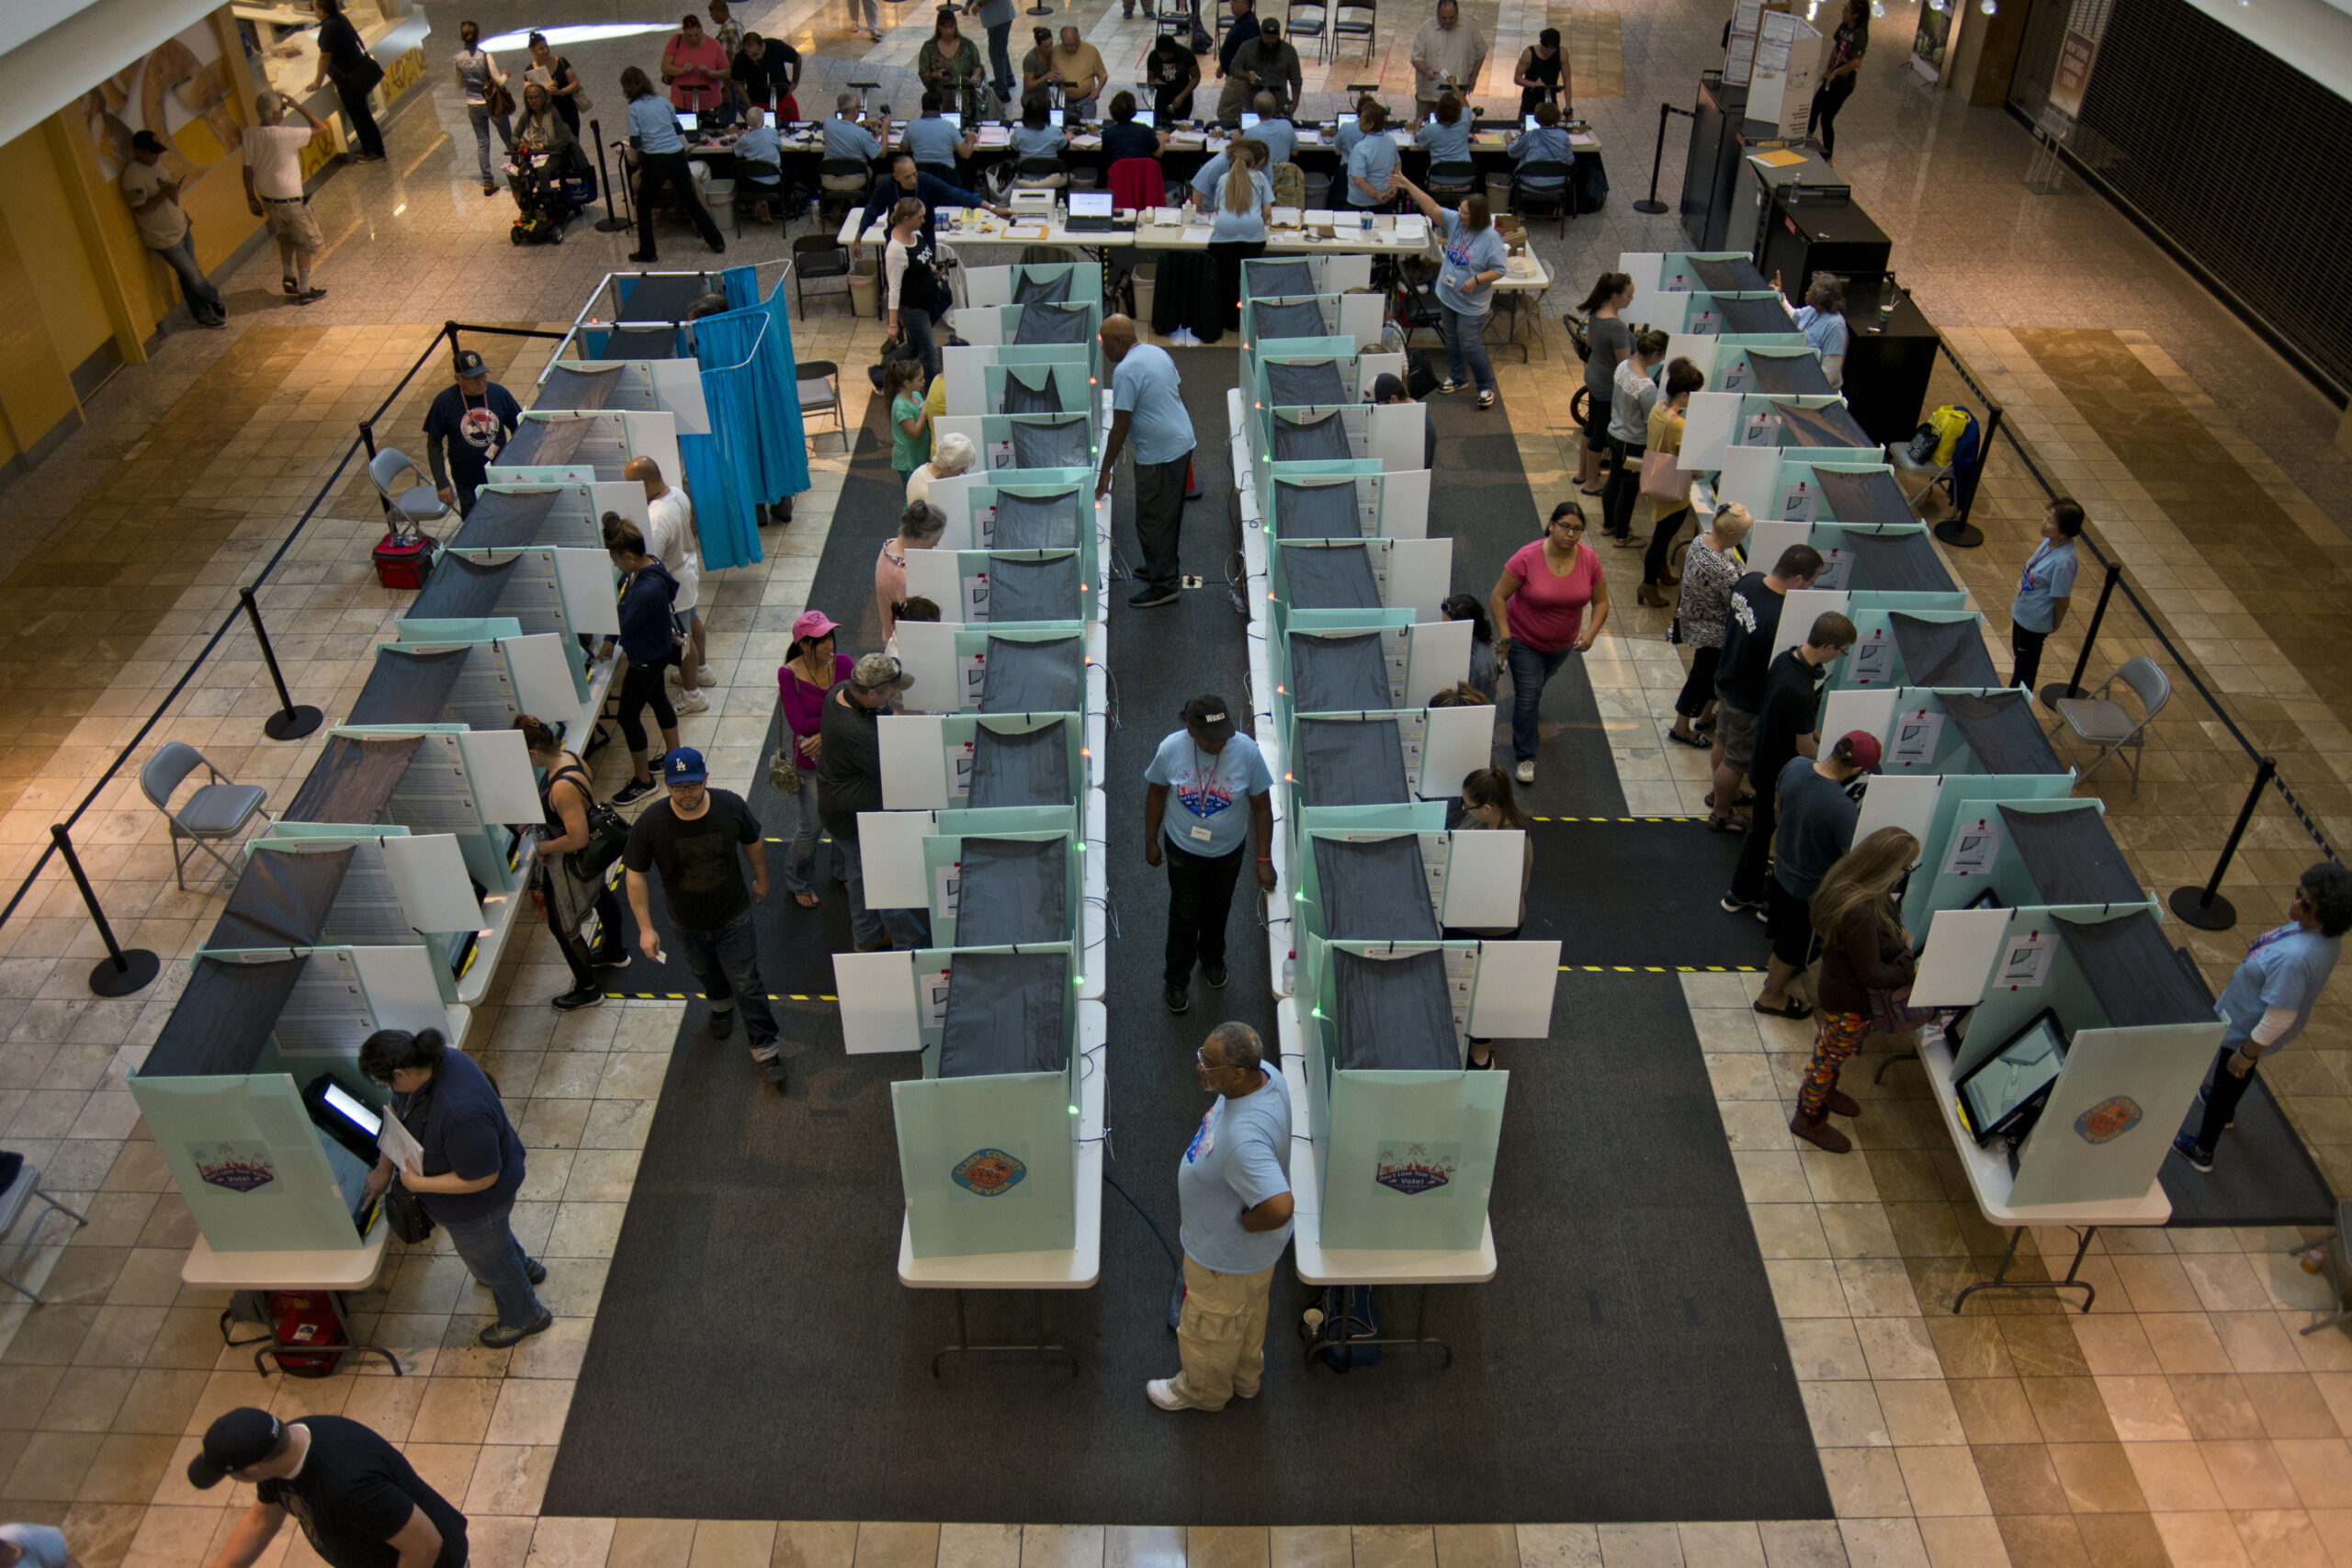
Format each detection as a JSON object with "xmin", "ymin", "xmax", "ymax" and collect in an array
[
  {"xmin": 1510, "ymin": 99, "xmax": 1575, "ymax": 196},
  {"xmin": 900, "ymin": 90, "xmax": 972, "ymax": 176},
  {"xmin": 2175, "ymin": 862, "xmax": 2351, "ymax": 1173},
  {"xmin": 1189, "ymin": 146, "xmax": 1232, "ymax": 207},
  {"xmin": 821, "ymin": 92, "xmax": 883, "ymax": 163},
  {"xmin": 2007, "ymin": 495, "xmax": 2083, "ymax": 690},
  {"xmin": 1142, "ymin": 696, "xmax": 1277, "ymax": 1016},
  {"xmin": 1779, "ymin": 270, "xmax": 1852, "ymax": 386},
  {"xmin": 1098, "ymin": 313, "xmax": 1199, "ymax": 606},
  {"xmin": 852, "ymin": 153, "xmax": 1009, "ymax": 258},
  {"xmin": 1396, "ymin": 172, "xmax": 1510, "ymax": 407},
  {"xmin": 1244, "ymin": 93, "xmax": 1295, "ymax": 166},
  {"xmin": 1332, "ymin": 93, "xmax": 1376, "ymax": 161},
  {"xmin": 1415, "ymin": 91, "xmax": 1474, "ymax": 162},
  {"xmin": 619, "ymin": 65, "xmax": 723, "ymax": 263},
  {"xmin": 1344, "ymin": 99, "xmax": 1399, "ymax": 208},
  {"xmin": 1150, "ymin": 1020, "xmax": 1293, "ymax": 1413}
]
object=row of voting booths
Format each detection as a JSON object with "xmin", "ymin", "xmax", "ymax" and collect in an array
[
  {"xmin": 823, "ymin": 265, "xmax": 1114, "ymax": 1294},
  {"xmin": 124, "ymin": 267, "xmax": 819, "ymax": 1262},
  {"xmin": 1634, "ymin": 252, "xmax": 2226, "ymax": 1262},
  {"xmin": 1234, "ymin": 254, "xmax": 1562, "ymax": 1312}
]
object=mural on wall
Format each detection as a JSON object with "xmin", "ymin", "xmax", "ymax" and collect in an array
[{"xmin": 84, "ymin": 18, "xmax": 244, "ymax": 186}]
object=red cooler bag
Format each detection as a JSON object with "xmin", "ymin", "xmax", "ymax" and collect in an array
[{"xmin": 373, "ymin": 525, "xmax": 437, "ymax": 591}]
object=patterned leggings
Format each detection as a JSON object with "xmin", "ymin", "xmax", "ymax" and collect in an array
[{"xmin": 1798, "ymin": 1010, "xmax": 1871, "ymax": 1117}]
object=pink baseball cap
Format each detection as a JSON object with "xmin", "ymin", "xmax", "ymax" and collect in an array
[{"xmin": 792, "ymin": 610, "xmax": 842, "ymax": 642}]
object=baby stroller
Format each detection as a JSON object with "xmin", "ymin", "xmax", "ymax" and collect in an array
[{"xmin": 508, "ymin": 147, "xmax": 586, "ymax": 244}]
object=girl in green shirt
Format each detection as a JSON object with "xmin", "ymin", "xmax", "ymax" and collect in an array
[{"xmin": 885, "ymin": 357, "xmax": 930, "ymax": 479}]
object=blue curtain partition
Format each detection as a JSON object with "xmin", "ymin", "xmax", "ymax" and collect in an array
[{"xmin": 684, "ymin": 266, "xmax": 810, "ymax": 570}]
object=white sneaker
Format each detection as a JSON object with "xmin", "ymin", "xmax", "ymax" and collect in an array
[
  {"xmin": 695, "ymin": 665, "xmax": 715, "ymax": 685},
  {"xmin": 673, "ymin": 690, "xmax": 711, "ymax": 715},
  {"xmin": 1438, "ymin": 379, "xmax": 1463, "ymax": 394},
  {"xmin": 1146, "ymin": 1378, "xmax": 1204, "ymax": 1411},
  {"xmin": 1514, "ymin": 760, "xmax": 1535, "ymax": 784}
]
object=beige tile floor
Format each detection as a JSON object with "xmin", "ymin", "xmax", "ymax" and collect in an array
[{"xmin": 3, "ymin": 0, "xmax": 2352, "ymax": 1564}]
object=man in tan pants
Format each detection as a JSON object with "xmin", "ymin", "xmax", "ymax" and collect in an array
[{"xmin": 1150, "ymin": 1021, "xmax": 1294, "ymax": 1411}]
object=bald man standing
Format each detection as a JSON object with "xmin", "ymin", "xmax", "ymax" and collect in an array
[{"xmin": 1096, "ymin": 315, "xmax": 1197, "ymax": 609}]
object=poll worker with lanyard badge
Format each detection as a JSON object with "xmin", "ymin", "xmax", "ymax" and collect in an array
[
  {"xmin": 2173, "ymin": 862, "xmax": 2351, "ymax": 1173},
  {"xmin": 1144, "ymin": 696, "xmax": 1275, "ymax": 1015},
  {"xmin": 2008, "ymin": 495, "xmax": 2083, "ymax": 691},
  {"xmin": 1149, "ymin": 1021, "xmax": 1293, "ymax": 1413},
  {"xmin": 1099, "ymin": 314, "xmax": 1198, "ymax": 609},
  {"xmin": 422, "ymin": 349, "xmax": 520, "ymax": 518}
]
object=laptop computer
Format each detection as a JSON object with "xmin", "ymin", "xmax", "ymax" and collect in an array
[{"xmin": 1066, "ymin": 190, "xmax": 1115, "ymax": 231}]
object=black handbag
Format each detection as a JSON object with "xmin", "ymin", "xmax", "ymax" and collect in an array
[
  {"xmin": 384, "ymin": 1184, "xmax": 434, "ymax": 1244},
  {"xmin": 552, "ymin": 765, "xmax": 630, "ymax": 882}
]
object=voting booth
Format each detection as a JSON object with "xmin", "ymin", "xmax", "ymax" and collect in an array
[
  {"xmin": 929, "ymin": 412, "xmax": 1098, "ymax": 476},
  {"xmin": 891, "ymin": 623, "xmax": 1102, "ymax": 720},
  {"xmin": 531, "ymin": 357, "xmax": 712, "ymax": 426},
  {"xmin": 957, "ymin": 261, "xmax": 1105, "ymax": 310},
  {"xmin": 922, "ymin": 470, "xmax": 1099, "ymax": 554},
  {"xmin": 456, "ymin": 480, "xmax": 647, "ymax": 551},
  {"xmin": 1836, "ymin": 609, "xmax": 1996, "ymax": 694},
  {"xmin": 1741, "ymin": 519, "xmax": 1960, "ymax": 601},
  {"xmin": 943, "ymin": 352, "xmax": 1094, "ymax": 418},
  {"xmin": 1241, "ymin": 292, "xmax": 1386, "ymax": 355},
  {"xmin": 1719, "ymin": 456, "xmax": 1922, "ymax": 531},
  {"xmin": 905, "ymin": 544, "xmax": 1102, "ymax": 628},
  {"xmin": 1250, "ymin": 343, "xmax": 1408, "ymax": 409},
  {"xmin": 1280, "ymin": 621, "xmax": 1474, "ymax": 718},
  {"xmin": 1669, "ymin": 337, "xmax": 1829, "ymax": 399},
  {"xmin": 1241, "ymin": 255, "xmax": 1374, "ymax": 299},
  {"xmin": 1269, "ymin": 536, "xmax": 1454, "ymax": 622},
  {"xmin": 1258, "ymin": 405, "xmax": 1426, "ymax": 474},
  {"xmin": 954, "ymin": 301, "xmax": 1103, "ymax": 355},
  {"xmin": 348, "ymin": 639, "xmax": 585, "ymax": 746},
  {"xmin": 1820, "ymin": 686, "xmax": 2076, "ymax": 882},
  {"xmin": 1901, "ymin": 796, "xmax": 2150, "ymax": 937},
  {"xmin": 1620, "ymin": 249, "xmax": 1772, "ymax": 324},
  {"xmin": 1260, "ymin": 463, "xmax": 1432, "ymax": 542},
  {"xmin": 486, "ymin": 409, "xmax": 682, "ymax": 489},
  {"xmin": 1680, "ymin": 392, "xmax": 1878, "ymax": 470}
]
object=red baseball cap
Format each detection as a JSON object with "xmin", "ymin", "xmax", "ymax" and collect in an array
[{"xmin": 1839, "ymin": 730, "xmax": 1883, "ymax": 772}]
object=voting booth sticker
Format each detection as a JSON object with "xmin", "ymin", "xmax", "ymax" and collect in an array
[
  {"xmin": 921, "ymin": 968, "xmax": 952, "ymax": 1030},
  {"xmin": 1779, "ymin": 480, "xmax": 1816, "ymax": 524},
  {"xmin": 1851, "ymin": 631, "xmax": 1893, "ymax": 685},
  {"xmin": 1812, "ymin": 547, "xmax": 1849, "ymax": 592},
  {"xmin": 989, "ymin": 439, "xmax": 1015, "ymax": 470},
  {"xmin": 2074, "ymin": 1096, "xmax": 2143, "ymax": 1145},
  {"xmin": 191, "ymin": 1141, "xmax": 277, "ymax": 1193},
  {"xmin": 1892, "ymin": 710, "xmax": 1944, "ymax": 770},
  {"xmin": 1374, "ymin": 1142, "xmax": 1460, "ymax": 1196},
  {"xmin": 1741, "ymin": 412, "xmax": 1781, "ymax": 447},
  {"xmin": 1689, "ymin": 310, "xmax": 1720, "ymax": 336},
  {"xmin": 960, "ymin": 652, "xmax": 987, "ymax": 704},
  {"xmin": 952, "ymin": 741, "xmax": 976, "ymax": 799},
  {"xmin": 1721, "ymin": 363, "xmax": 1752, "ymax": 395},
  {"xmin": 1943, "ymin": 814, "xmax": 2003, "ymax": 877},
  {"xmin": 1996, "ymin": 929, "xmax": 2052, "ymax": 989},
  {"xmin": 951, "ymin": 1147, "xmax": 1028, "ymax": 1197}
]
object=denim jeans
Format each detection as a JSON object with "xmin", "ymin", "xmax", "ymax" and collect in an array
[
  {"xmin": 469, "ymin": 105, "xmax": 513, "ymax": 182},
  {"xmin": 985, "ymin": 21, "xmax": 1014, "ymax": 98},
  {"xmin": 843, "ymin": 835, "xmax": 931, "ymax": 951},
  {"xmin": 441, "ymin": 1194, "xmax": 545, "ymax": 1328},
  {"xmin": 153, "ymin": 228, "xmax": 224, "ymax": 322},
  {"xmin": 1441, "ymin": 304, "xmax": 1495, "ymax": 396},
  {"xmin": 896, "ymin": 305, "xmax": 941, "ymax": 382},
  {"xmin": 1506, "ymin": 637, "xmax": 1572, "ymax": 762},
  {"xmin": 775, "ymin": 770, "xmax": 842, "ymax": 896},
  {"xmin": 672, "ymin": 906, "xmax": 780, "ymax": 1048}
]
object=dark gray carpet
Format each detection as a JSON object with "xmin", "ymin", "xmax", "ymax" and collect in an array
[
  {"xmin": 1521, "ymin": 818, "xmax": 1761, "ymax": 969},
  {"xmin": 2155, "ymin": 949, "xmax": 2338, "ymax": 1226},
  {"xmin": 542, "ymin": 358, "xmax": 1829, "ymax": 1525}
]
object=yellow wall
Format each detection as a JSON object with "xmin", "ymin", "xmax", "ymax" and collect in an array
[{"xmin": 0, "ymin": 5, "xmax": 263, "ymax": 474}]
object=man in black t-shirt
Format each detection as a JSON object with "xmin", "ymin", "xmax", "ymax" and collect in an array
[
  {"xmin": 1709, "ymin": 543, "xmax": 1822, "ymax": 829},
  {"xmin": 730, "ymin": 33, "xmax": 800, "ymax": 118},
  {"xmin": 191, "ymin": 1409, "xmax": 465, "ymax": 1568},
  {"xmin": 1724, "ymin": 610, "xmax": 1855, "ymax": 913},
  {"xmin": 420, "ymin": 348, "xmax": 521, "ymax": 518},
  {"xmin": 622, "ymin": 747, "xmax": 786, "ymax": 1088}
]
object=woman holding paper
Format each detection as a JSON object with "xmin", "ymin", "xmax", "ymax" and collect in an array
[
  {"xmin": 1793, "ymin": 824, "xmax": 1919, "ymax": 1153},
  {"xmin": 360, "ymin": 1028, "xmax": 549, "ymax": 1347},
  {"xmin": 518, "ymin": 715, "xmax": 628, "ymax": 1010}
]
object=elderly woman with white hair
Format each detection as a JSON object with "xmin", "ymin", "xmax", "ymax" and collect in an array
[
  {"xmin": 905, "ymin": 430, "xmax": 976, "ymax": 505},
  {"xmin": 1669, "ymin": 502, "xmax": 1752, "ymax": 753},
  {"xmin": 876, "ymin": 499, "xmax": 949, "ymax": 636}
]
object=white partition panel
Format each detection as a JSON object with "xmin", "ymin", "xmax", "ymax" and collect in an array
[
  {"xmin": 1745, "ymin": 519, "xmax": 1809, "ymax": 576},
  {"xmin": 878, "ymin": 715, "xmax": 950, "ymax": 808},
  {"xmin": 1405, "ymin": 620, "xmax": 1476, "ymax": 709},
  {"xmin": 1852, "ymin": 772, "xmax": 1939, "ymax": 851},
  {"xmin": 1909, "ymin": 907, "xmax": 2012, "ymax": 1008},
  {"xmin": 350, "ymin": 946, "xmax": 455, "ymax": 1039},
  {"xmin": 1620, "ymin": 252, "xmax": 1668, "ymax": 326},
  {"xmin": 1664, "ymin": 333, "xmax": 1720, "ymax": 387},
  {"xmin": 553, "ymin": 548, "xmax": 622, "ymax": 636},
  {"xmin": 1379, "ymin": 468, "xmax": 1431, "ymax": 537},
  {"xmin": 1821, "ymin": 686, "xmax": 1898, "ymax": 751},
  {"xmin": 1774, "ymin": 589, "xmax": 1851, "ymax": 658},
  {"xmin": 380, "ymin": 835, "xmax": 485, "ymax": 931},
  {"xmin": 453, "ymin": 729, "xmax": 544, "ymax": 823},
  {"xmin": 1385, "ymin": 538, "xmax": 1452, "ymax": 620},
  {"xmin": 894, "ymin": 622, "xmax": 964, "ymax": 714},
  {"xmin": 859, "ymin": 809, "xmax": 937, "ymax": 908},
  {"xmin": 1368, "ymin": 405, "xmax": 1423, "ymax": 474},
  {"xmin": 1716, "ymin": 445, "xmax": 1781, "ymax": 519},
  {"xmin": 1467, "ymin": 941, "xmax": 1561, "ymax": 1037},
  {"xmin": 1442, "ymin": 831, "xmax": 1527, "ymax": 930},
  {"xmin": 835, "ymin": 950, "xmax": 921, "ymax": 1054},
  {"xmin": 502, "ymin": 633, "xmax": 584, "ymax": 721},
  {"xmin": 1682, "ymin": 390, "xmax": 1741, "ymax": 471},
  {"xmin": 903, "ymin": 551, "xmax": 967, "ymax": 621},
  {"xmin": 1419, "ymin": 704, "xmax": 1495, "ymax": 797}
]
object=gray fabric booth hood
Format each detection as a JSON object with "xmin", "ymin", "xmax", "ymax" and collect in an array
[
  {"xmin": 1012, "ymin": 266, "xmax": 1075, "ymax": 305},
  {"xmin": 1266, "ymin": 358, "xmax": 1348, "ymax": 407},
  {"xmin": 939, "ymin": 949, "xmax": 1068, "ymax": 1077},
  {"xmin": 1282, "ymin": 543, "xmax": 1382, "ymax": 610},
  {"xmin": 534, "ymin": 365, "xmax": 624, "ymax": 411},
  {"xmin": 969, "ymin": 723, "xmax": 1074, "ymax": 807},
  {"xmin": 1813, "ymin": 468, "xmax": 1919, "ymax": 528},
  {"xmin": 2051, "ymin": 910, "xmax": 2218, "ymax": 1029},
  {"xmin": 287, "ymin": 735, "xmax": 425, "ymax": 825},
  {"xmin": 1314, "ymin": 834, "xmax": 1440, "ymax": 942},
  {"xmin": 1272, "ymin": 411, "xmax": 1352, "ymax": 461},
  {"xmin": 1007, "ymin": 416, "xmax": 1090, "ymax": 470},
  {"xmin": 990, "ymin": 488, "xmax": 1084, "ymax": 550},
  {"xmin": 1296, "ymin": 716, "xmax": 1409, "ymax": 807},
  {"xmin": 348, "ymin": 646, "xmax": 472, "ymax": 728},
  {"xmin": 1999, "ymin": 806, "xmax": 2145, "ymax": 907},
  {"xmin": 1888, "ymin": 613, "xmax": 1996, "ymax": 689},
  {"xmin": 979, "ymin": 635, "xmax": 1083, "ymax": 714},
  {"xmin": 614, "ymin": 272, "xmax": 718, "ymax": 322},
  {"xmin": 601, "ymin": 324, "xmax": 681, "ymax": 359},
  {"xmin": 1842, "ymin": 528, "xmax": 1952, "ymax": 594},
  {"xmin": 1012, "ymin": 303, "xmax": 1091, "ymax": 345},
  {"xmin": 1273, "ymin": 479, "xmax": 1360, "ymax": 539},
  {"xmin": 141, "ymin": 955, "xmax": 310, "ymax": 1078},
  {"xmin": 1332, "ymin": 947, "xmax": 1459, "ymax": 1070},
  {"xmin": 493, "ymin": 416, "xmax": 595, "ymax": 470},
  {"xmin": 449, "ymin": 488, "xmax": 563, "ymax": 550},
  {"xmin": 952, "ymin": 837, "xmax": 1069, "ymax": 948},
  {"xmin": 983, "ymin": 553, "xmax": 1082, "ymax": 624},
  {"xmin": 1289, "ymin": 630, "xmax": 1389, "ymax": 714},
  {"xmin": 1249, "ymin": 260, "xmax": 1316, "ymax": 297},
  {"xmin": 1745, "ymin": 354, "xmax": 1833, "ymax": 396},
  {"xmin": 1939, "ymin": 691, "xmax": 2064, "ymax": 777},
  {"xmin": 205, "ymin": 845, "xmax": 350, "ymax": 952},
  {"xmin": 1001, "ymin": 367, "xmax": 1064, "ymax": 415},
  {"xmin": 1775, "ymin": 400, "xmax": 1872, "ymax": 448},
  {"xmin": 409, "ymin": 552, "xmax": 523, "ymax": 622},
  {"xmin": 1253, "ymin": 298, "xmax": 1329, "ymax": 342},
  {"xmin": 1688, "ymin": 255, "xmax": 1770, "ymax": 292}
]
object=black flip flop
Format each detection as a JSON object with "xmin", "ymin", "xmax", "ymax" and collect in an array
[
  {"xmin": 1705, "ymin": 817, "xmax": 1744, "ymax": 834},
  {"xmin": 1667, "ymin": 729, "xmax": 1710, "ymax": 749},
  {"xmin": 1753, "ymin": 998, "xmax": 1812, "ymax": 1020}
]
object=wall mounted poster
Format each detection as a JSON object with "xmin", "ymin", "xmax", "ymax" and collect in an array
[{"xmin": 82, "ymin": 18, "xmax": 244, "ymax": 186}]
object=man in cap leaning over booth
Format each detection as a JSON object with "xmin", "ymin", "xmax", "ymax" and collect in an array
[{"xmin": 188, "ymin": 1407, "xmax": 467, "ymax": 1568}]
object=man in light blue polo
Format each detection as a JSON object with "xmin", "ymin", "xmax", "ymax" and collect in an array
[
  {"xmin": 2174, "ymin": 862, "xmax": 2350, "ymax": 1173},
  {"xmin": 1150, "ymin": 1021, "xmax": 1293, "ymax": 1412},
  {"xmin": 1095, "ymin": 313, "xmax": 1197, "ymax": 608},
  {"xmin": 1245, "ymin": 92, "xmax": 1295, "ymax": 166},
  {"xmin": 900, "ymin": 90, "xmax": 973, "ymax": 180},
  {"xmin": 821, "ymin": 92, "xmax": 883, "ymax": 170}
]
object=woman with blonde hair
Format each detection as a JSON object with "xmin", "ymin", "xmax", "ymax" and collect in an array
[
  {"xmin": 1674, "ymin": 500, "xmax": 1748, "ymax": 756},
  {"xmin": 1793, "ymin": 825, "xmax": 1919, "ymax": 1152},
  {"xmin": 1208, "ymin": 139, "xmax": 1272, "ymax": 336}
]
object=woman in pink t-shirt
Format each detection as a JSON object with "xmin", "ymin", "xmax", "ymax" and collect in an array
[
  {"xmin": 777, "ymin": 609, "xmax": 853, "ymax": 906},
  {"xmin": 1487, "ymin": 500, "xmax": 1609, "ymax": 784}
]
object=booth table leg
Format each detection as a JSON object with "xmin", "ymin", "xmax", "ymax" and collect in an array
[
  {"xmin": 931, "ymin": 1289, "xmax": 1079, "ymax": 1378},
  {"xmin": 238, "ymin": 1289, "xmax": 405, "ymax": 1377},
  {"xmin": 1951, "ymin": 1225, "xmax": 2097, "ymax": 1314},
  {"xmin": 1302, "ymin": 1283, "xmax": 1455, "ymax": 1370}
]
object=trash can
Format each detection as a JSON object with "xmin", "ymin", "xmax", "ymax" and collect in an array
[
  {"xmin": 1485, "ymin": 172, "xmax": 1513, "ymax": 218},
  {"xmin": 850, "ymin": 256, "xmax": 878, "ymax": 317},
  {"xmin": 1134, "ymin": 261, "xmax": 1158, "ymax": 326}
]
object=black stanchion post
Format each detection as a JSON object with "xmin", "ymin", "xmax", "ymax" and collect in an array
[
  {"xmin": 444, "ymin": 320, "xmax": 463, "ymax": 363},
  {"xmin": 2041, "ymin": 560, "xmax": 2120, "ymax": 711},
  {"xmin": 592, "ymin": 119, "xmax": 633, "ymax": 233},
  {"xmin": 1633, "ymin": 101, "xmax": 1687, "ymax": 215},
  {"xmin": 2169, "ymin": 757, "xmax": 2274, "ymax": 932},
  {"xmin": 242, "ymin": 586, "xmax": 323, "ymax": 741},
  {"xmin": 52, "ymin": 825, "xmax": 160, "ymax": 998},
  {"xmin": 359, "ymin": 419, "xmax": 390, "ymax": 519}
]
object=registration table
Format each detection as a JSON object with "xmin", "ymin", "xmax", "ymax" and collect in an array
[
  {"xmin": 842, "ymin": 203, "xmax": 1448, "ymax": 258},
  {"xmin": 1920, "ymin": 1027, "xmax": 2168, "ymax": 1313}
]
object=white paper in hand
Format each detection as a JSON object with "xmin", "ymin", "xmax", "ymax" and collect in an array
[{"xmin": 379, "ymin": 1108, "xmax": 424, "ymax": 1171}]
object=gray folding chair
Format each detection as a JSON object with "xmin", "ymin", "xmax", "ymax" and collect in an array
[
  {"xmin": 368, "ymin": 446, "xmax": 452, "ymax": 525},
  {"xmin": 797, "ymin": 360, "xmax": 846, "ymax": 452},
  {"xmin": 0, "ymin": 1161, "xmax": 87, "ymax": 1304},
  {"xmin": 2288, "ymin": 1201, "xmax": 2351, "ymax": 1337},
  {"xmin": 141, "ymin": 740, "xmax": 273, "ymax": 888},
  {"xmin": 2046, "ymin": 656, "xmax": 2168, "ymax": 798}
]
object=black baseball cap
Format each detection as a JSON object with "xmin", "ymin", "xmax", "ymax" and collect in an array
[
  {"xmin": 452, "ymin": 348, "xmax": 489, "ymax": 378},
  {"xmin": 188, "ymin": 1407, "xmax": 283, "ymax": 1488},
  {"xmin": 1183, "ymin": 694, "xmax": 1236, "ymax": 743}
]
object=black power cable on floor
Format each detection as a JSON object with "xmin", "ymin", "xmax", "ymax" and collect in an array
[{"xmin": 1104, "ymin": 1169, "xmax": 1186, "ymax": 1330}]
